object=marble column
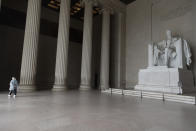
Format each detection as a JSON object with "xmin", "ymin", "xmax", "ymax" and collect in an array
[
  {"xmin": 118, "ymin": 13, "xmax": 126, "ymax": 89},
  {"xmin": 53, "ymin": 0, "xmax": 70, "ymax": 90},
  {"xmin": 100, "ymin": 9, "xmax": 111, "ymax": 90},
  {"xmin": 111, "ymin": 12, "xmax": 126, "ymax": 89},
  {"xmin": 80, "ymin": 0, "xmax": 93, "ymax": 90},
  {"xmin": 19, "ymin": 0, "xmax": 42, "ymax": 90}
]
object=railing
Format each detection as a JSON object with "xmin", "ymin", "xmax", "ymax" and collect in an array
[{"xmin": 108, "ymin": 85, "xmax": 185, "ymax": 102}]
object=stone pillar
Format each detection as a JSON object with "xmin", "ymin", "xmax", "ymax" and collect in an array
[
  {"xmin": 100, "ymin": 8, "xmax": 111, "ymax": 90},
  {"xmin": 19, "ymin": 0, "xmax": 42, "ymax": 90},
  {"xmin": 80, "ymin": 0, "xmax": 93, "ymax": 90},
  {"xmin": 53, "ymin": 0, "xmax": 71, "ymax": 90},
  {"xmin": 111, "ymin": 12, "xmax": 126, "ymax": 89},
  {"xmin": 118, "ymin": 13, "xmax": 126, "ymax": 89}
]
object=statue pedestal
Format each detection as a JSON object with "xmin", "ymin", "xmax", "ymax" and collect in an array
[{"xmin": 135, "ymin": 66, "xmax": 196, "ymax": 94}]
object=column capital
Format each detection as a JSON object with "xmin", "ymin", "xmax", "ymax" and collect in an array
[
  {"xmin": 96, "ymin": 0, "xmax": 126, "ymax": 14},
  {"xmin": 80, "ymin": 0, "xmax": 98, "ymax": 7},
  {"xmin": 100, "ymin": 6, "xmax": 114, "ymax": 15}
]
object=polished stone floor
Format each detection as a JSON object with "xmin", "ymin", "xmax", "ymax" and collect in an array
[{"xmin": 0, "ymin": 90, "xmax": 196, "ymax": 131}]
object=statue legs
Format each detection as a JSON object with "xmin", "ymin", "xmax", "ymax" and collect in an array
[
  {"xmin": 165, "ymin": 48, "xmax": 169, "ymax": 67},
  {"xmin": 148, "ymin": 44, "xmax": 154, "ymax": 67}
]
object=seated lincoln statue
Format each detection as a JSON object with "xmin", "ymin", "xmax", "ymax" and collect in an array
[
  {"xmin": 149, "ymin": 30, "xmax": 192, "ymax": 68},
  {"xmin": 135, "ymin": 30, "xmax": 195, "ymax": 94}
]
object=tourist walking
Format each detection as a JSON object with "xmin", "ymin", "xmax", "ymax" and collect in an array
[{"xmin": 8, "ymin": 77, "xmax": 18, "ymax": 98}]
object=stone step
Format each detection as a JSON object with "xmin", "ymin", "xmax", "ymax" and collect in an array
[{"xmin": 102, "ymin": 88, "xmax": 196, "ymax": 105}]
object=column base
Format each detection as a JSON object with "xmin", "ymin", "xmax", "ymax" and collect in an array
[
  {"xmin": 99, "ymin": 85, "xmax": 110, "ymax": 91},
  {"xmin": 80, "ymin": 84, "xmax": 91, "ymax": 90},
  {"xmin": 18, "ymin": 85, "xmax": 36, "ymax": 92},
  {"xmin": 52, "ymin": 85, "xmax": 67, "ymax": 91}
]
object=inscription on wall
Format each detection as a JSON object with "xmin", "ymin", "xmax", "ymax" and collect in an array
[{"xmin": 151, "ymin": 0, "xmax": 162, "ymax": 5}]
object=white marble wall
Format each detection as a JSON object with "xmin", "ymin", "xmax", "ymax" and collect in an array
[{"xmin": 126, "ymin": 0, "xmax": 196, "ymax": 88}]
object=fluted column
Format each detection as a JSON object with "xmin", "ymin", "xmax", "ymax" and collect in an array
[
  {"xmin": 118, "ymin": 13, "xmax": 126, "ymax": 89},
  {"xmin": 110, "ymin": 12, "xmax": 126, "ymax": 89},
  {"xmin": 80, "ymin": 0, "xmax": 93, "ymax": 90},
  {"xmin": 100, "ymin": 8, "xmax": 111, "ymax": 90},
  {"xmin": 53, "ymin": 0, "xmax": 71, "ymax": 90},
  {"xmin": 19, "ymin": 0, "xmax": 42, "ymax": 90}
]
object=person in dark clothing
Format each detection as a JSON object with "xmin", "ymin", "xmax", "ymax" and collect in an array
[{"xmin": 8, "ymin": 77, "xmax": 18, "ymax": 98}]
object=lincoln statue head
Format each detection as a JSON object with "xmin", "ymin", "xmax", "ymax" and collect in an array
[{"xmin": 166, "ymin": 30, "xmax": 172, "ymax": 40}]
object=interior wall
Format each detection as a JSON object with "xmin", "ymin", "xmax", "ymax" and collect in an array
[
  {"xmin": 110, "ymin": 14, "xmax": 118, "ymax": 88},
  {"xmin": 67, "ymin": 42, "xmax": 82, "ymax": 89},
  {"xmin": 35, "ymin": 34, "xmax": 57, "ymax": 89},
  {"xmin": 2, "ymin": 0, "xmax": 27, "ymax": 12},
  {"xmin": 126, "ymin": 0, "xmax": 196, "ymax": 88}
]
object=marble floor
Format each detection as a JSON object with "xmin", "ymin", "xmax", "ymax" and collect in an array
[{"xmin": 0, "ymin": 90, "xmax": 196, "ymax": 131}]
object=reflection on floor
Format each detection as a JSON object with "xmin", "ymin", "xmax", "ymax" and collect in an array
[{"xmin": 0, "ymin": 90, "xmax": 196, "ymax": 131}]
